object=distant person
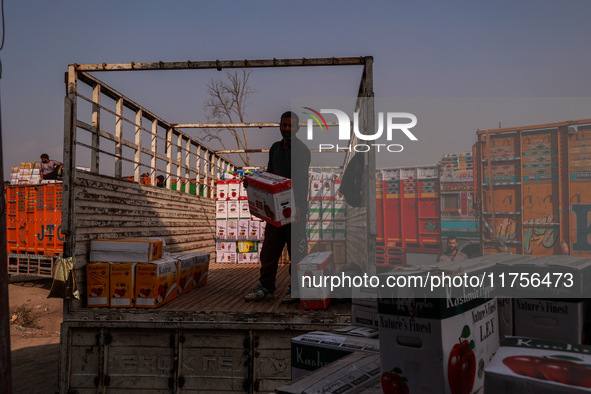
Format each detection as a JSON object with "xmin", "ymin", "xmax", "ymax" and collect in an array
[
  {"xmin": 437, "ymin": 236, "xmax": 468, "ymax": 262},
  {"xmin": 39, "ymin": 154, "xmax": 63, "ymax": 180},
  {"xmin": 156, "ymin": 175, "xmax": 165, "ymax": 188},
  {"xmin": 244, "ymin": 111, "xmax": 311, "ymax": 303}
]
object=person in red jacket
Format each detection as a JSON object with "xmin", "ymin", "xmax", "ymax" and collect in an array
[{"xmin": 244, "ymin": 111, "xmax": 311, "ymax": 302}]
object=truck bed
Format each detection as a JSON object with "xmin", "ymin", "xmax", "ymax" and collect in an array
[
  {"xmin": 165, "ymin": 262, "xmax": 351, "ymax": 315},
  {"xmin": 69, "ymin": 262, "xmax": 352, "ymax": 326}
]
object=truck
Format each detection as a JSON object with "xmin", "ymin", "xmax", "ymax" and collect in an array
[
  {"xmin": 5, "ymin": 181, "xmax": 64, "ymax": 278},
  {"xmin": 58, "ymin": 57, "xmax": 377, "ymax": 393},
  {"xmin": 375, "ymin": 153, "xmax": 481, "ymax": 268},
  {"xmin": 474, "ymin": 118, "xmax": 591, "ymax": 257}
]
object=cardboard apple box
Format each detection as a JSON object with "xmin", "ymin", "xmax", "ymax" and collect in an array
[
  {"xmin": 237, "ymin": 220, "xmax": 250, "ymax": 241},
  {"xmin": 245, "ymin": 171, "xmax": 295, "ymax": 227},
  {"xmin": 485, "ymin": 337, "xmax": 591, "ymax": 393},
  {"xmin": 109, "ymin": 263, "xmax": 136, "ymax": 307},
  {"xmin": 215, "ymin": 201, "xmax": 227, "ymax": 220},
  {"xmin": 226, "ymin": 179, "xmax": 240, "ymax": 201},
  {"xmin": 309, "ymin": 179, "xmax": 323, "ymax": 201},
  {"xmin": 377, "ymin": 259, "xmax": 499, "ymax": 394},
  {"xmin": 216, "ymin": 180, "xmax": 229, "ymax": 200},
  {"xmin": 248, "ymin": 220, "xmax": 260, "ymax": 240},
  {"xmin": 217, "ymin": 252, "xmax": 237, "ymax": 264},
  {"xmin": 298, "ymin": 252, "xmax": 333, "ymax": 310},
  {"xmin": 87, "ymin": 262, "xmax": 109, "ymax": 307},
  {"xmin": 135, "ymin": 257, "xmax": 178, "ymax": 308},
  {"xmin": 259, "ymin": 221, "xmax": 267, "ymax": 239},
  {"xmin": 173, "ymin": 252, "xmax": 209, "ymax": 296},
  {"xmin": 379, "ymin": 296, "xmax": 499, "ymax": 394},
  {"xmin": 239, "ymin": 200, "xmax": 251, "ymax": 219},
  {"xmin": 321, "ymin": 179, "xmax": 334, "ymax": 200},
  {"xmin": 216, "ymin": 241, "xmax": 236, "ymax": 253},
  {"xmin": 227, "ymin": 201, "xmax": 240, "ymax": 219},
  {"xmin": 226, "ymin": 220, "xmax": 238, "ymax": 241},
  {"xmin": 239, "ymin": 180, "xmax": 248, "ymax": 200},
  {"xmin": 90, "ymin": 238, "xmax": 164, "ymax": 263},
  {"xmin": 514, "ymin": 298, "xmax": 591, "ymax": 345},
  {"xmin": 192, "ymin": 252, "xmax": 209, "ymax": 287},
  {"xmin": 216, "ymin": 221, "xmax": 227, "ymax": 240},
  {"xmin": 290, "ymin": 331, "xmax": 379, "ymax": 380}
]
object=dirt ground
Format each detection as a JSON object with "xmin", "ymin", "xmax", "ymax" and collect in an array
[{"xmin": 8, "ymin": 277, "xmax": 62, "ymax": 394}]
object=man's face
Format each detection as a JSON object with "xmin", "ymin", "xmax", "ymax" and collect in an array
[
  {"xmin": 280, "ymin": 116, "xmax": 299, "ymax": 141},
  {"xmin": 41, "ymin": 157, "xmax": 49, "ymax": 164},
  {"xmin": 447, "ymin": 238, "xmax": 458, "ymax": 253}
]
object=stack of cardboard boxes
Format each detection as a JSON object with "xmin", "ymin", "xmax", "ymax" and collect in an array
[
  {"xmin": 10, "ymin": 162, "xmax": 41, "ymax": 184},
  {"xmin": 86, "ymin": 238, "xmax": 209, "ymax": 308},
  {"xmin": 307, "ymin": 172, "xmax": 347, "ymax": 269},
  {"xmin": 215, "ymin": 171, "xmax": 265, "ymax": 264}
]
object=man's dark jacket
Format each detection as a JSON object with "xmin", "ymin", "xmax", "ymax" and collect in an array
[{"xmin": 266, "ymin": 137, "xmax": 311, "ymax": 209}]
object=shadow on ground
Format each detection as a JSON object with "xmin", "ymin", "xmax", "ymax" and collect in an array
[{"xmin": 11, "ymin": 343, "xmax": 59, "ymax": 394}]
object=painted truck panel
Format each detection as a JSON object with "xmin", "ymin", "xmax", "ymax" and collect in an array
[
  {"xmin": 6, "ymin": 183, "xmax": 64, "ymax": 256},
  {"xmin": 376, "ymin": 166, "xmax": 441, "ymax": 256},
  {"xmin": 475, "ymin": 119, "xmax": 591, "ymax": 257},
  {"xmin": 439, "ymin": 152, "xmax": 479, "ymax": 255}
]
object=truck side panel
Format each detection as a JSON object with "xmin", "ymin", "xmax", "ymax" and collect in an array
[
  {"xmin": 475, "ymin": 120, "xmax": 591, "ymax": 257},
  {"xmin": 67, "ymin": 170, "xmax": 215, "ymax": 313},
  {"xmin": 62, "ymin": 324, "xmax": 316, "ymax": 393}
]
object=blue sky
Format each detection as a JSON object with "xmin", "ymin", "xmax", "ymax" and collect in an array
[{"xmin": 2, "ymin": 0, "xmax": 591, "ymax": 177}]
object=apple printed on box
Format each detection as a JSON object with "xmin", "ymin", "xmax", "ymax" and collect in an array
[
  {"xmin": 485, "ymin": 337, "xmax": 591, "ymax": 393},
  {"xmin": 378, "ymin": 296, "xmax": 499, "ymax": 394},
  {"xmin": 381, "ymin": 366, "xmax": 409, "ymax": 394}
]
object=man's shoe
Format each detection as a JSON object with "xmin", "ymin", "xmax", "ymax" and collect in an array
[
  {"xmin": 244, "ymin": 284, "xmax": 274, "ymax": 302},
  {"xmin": 280, "ymin": 286, "xmax": 299, "ymax": 304}
]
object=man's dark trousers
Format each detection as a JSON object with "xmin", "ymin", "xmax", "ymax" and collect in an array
[{"xmin": 258, "ymin": 214, "xmax": 306, "ymax": 294}]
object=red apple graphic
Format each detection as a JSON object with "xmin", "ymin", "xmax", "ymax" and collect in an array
[
  {"xmin": 538, "ymin": 357, "xmax": 591, "ymax": 388},
  {"xmin": 264, "ymin": 204, "xmax": 275, "ymax": 220},
  {"xmin": 503, "ymin": 355, "xmax": 547, "ymax": 380},
  {"xmin": 283, "ymin": 207, "xmax": 292, "ymax": 219},
  {"xmin": 448, "ymin": 325, "xmax": 476, "ymax": 394},
  {"xmin": 381, "ymin": 368, "xmax": 409, "ymax": 394}
]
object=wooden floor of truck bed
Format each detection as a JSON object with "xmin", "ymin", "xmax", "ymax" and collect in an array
[{"xmin": 159, "ymin": 262, "xmax": 352, "ymax": 315}]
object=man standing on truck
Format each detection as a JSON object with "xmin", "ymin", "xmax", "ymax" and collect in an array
[
  {"xmin": 244, "ymin": 111, "xmax": 311, "ymax": 303},
  {"xmin": 39, "ymin": 153, "xmax": 63, "ymax": 180},
  {"xmin": 437, "ymin": 236, "xmax": 468, "ymax": 262}
]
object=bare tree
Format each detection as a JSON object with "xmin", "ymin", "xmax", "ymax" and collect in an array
[{"xmin": 202, "ymin": 70, "xmax": 255, "ymax": 166}]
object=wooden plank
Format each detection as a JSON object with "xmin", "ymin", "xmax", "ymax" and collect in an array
[
  {"xmin": 151, "ymin": 119, "xmax": 158, "ymax": 185},
  {"xmin": 91, "ymin": 84, "xmax": 101, "ymax": 173},
  {"xmin": 166, "ymin": 128, "xmax": 173, "ymax": 189},
  {"xmin": 73, "ymin": 57, "xmax": 369, "ymax": 72},
  {"xmin": 115, "ymin": 98, "xmax": 123, "ymax": 178},
  {"xmin": 134, "ymin": 109, "xmax": 142, "ymax": 181}
]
